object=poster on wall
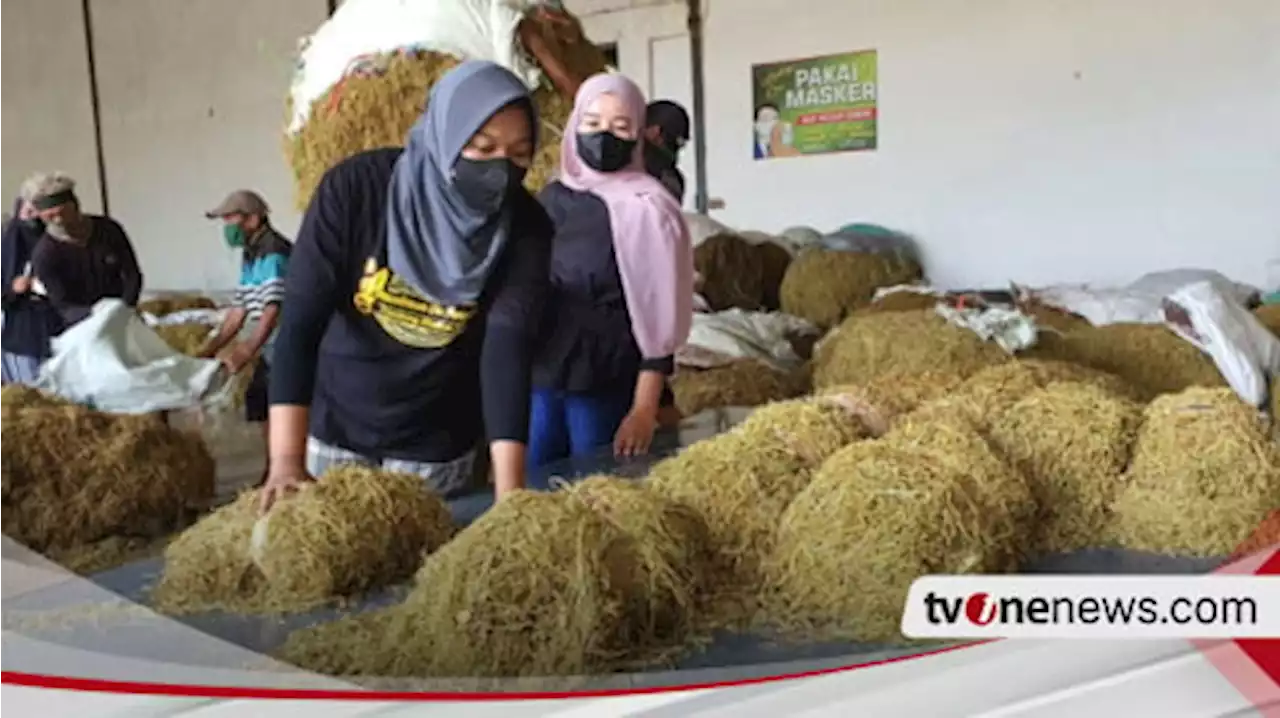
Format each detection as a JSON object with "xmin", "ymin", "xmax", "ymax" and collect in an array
[{"xmin": 751, "ymin": 49, "xmax": 878, "ymax": 160}]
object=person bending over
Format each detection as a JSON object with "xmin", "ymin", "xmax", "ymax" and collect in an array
[{"xmin": 259, "ymin": 61, "xmax": 552, "ymax": 513}]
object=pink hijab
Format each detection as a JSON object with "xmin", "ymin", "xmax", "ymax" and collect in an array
[{"xmin": 558, "ymin": 73, "xmax": 694, "ymax": 360}]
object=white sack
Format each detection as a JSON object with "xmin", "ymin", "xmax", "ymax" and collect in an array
[
  {"xmin": 873, "ymin": 283, "xmax": 945, "ymax": 303},
  {"xmin": 1164, "ymin": 281, "xmax": 1280, "ymax": 409},
  {"xmin": 1033, "ymin": 268, "xmax": 1261, "ymax": 327},
  {"xmin": 36, "ymin": 299, "xmax": 230, "ymax": 414},
  {"xmin": 1129, "ymin": 269, "xmax": 1259, "ymax": 307},
  {"xmin": 780, "ymin": 226, "xmax": 823, "ymax": 250},
  {"xmin": 1033, "ymin": 285, "xmax": 1166, "ymax": 326},
  {"xmin": 935, "ymin": 304, "xmax": 1039, "ymax": 354},
  {"xmin": 678, "ymin": 309, "xmax": 817, "ymax": 371},
  {"xmin": 684, "ymin": 212, "xmax": 732, "ymax": 248},
  {"xmin": 142, "ymin": 308, "xmax": 227, "ymax": 328},
  {"xmin": 288, "ymin": 0, "xmax": 546, "ymax": 134}
]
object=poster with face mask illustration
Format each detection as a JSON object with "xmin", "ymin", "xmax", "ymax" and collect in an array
[{"xmin": 751, "ymin": 49, "xmax": 878, "ymax": 160}]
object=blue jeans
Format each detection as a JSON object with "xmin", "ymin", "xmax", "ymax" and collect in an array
[{"xmin": 527, "ymin": 386, "xmax": 634, "ymax": 473}]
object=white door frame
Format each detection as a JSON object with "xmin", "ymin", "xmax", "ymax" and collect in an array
[{"xmin": 572, "ymin": 3, "xmax": 688, "ymax": 99}]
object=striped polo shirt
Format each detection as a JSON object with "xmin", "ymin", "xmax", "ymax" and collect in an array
[{"xmin": 237, "ymin": 227, "xmax": 293, "ymax": 359}]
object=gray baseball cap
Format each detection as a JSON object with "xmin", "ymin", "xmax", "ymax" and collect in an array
[{"xmin": 205, "ymin": 190, "xmax": 269, "ymax": 218}]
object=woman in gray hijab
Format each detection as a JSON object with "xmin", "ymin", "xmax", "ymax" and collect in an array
[{"xmin": 261, "ymin": 61, "xmax": 554, "ymax": 514}]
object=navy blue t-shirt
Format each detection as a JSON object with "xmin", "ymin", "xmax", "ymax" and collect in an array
[{"xmin": 270, "ymin": 149, "xmax": 553, "ymax": 462}]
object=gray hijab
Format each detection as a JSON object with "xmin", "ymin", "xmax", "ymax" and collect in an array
[{"xmin": 385, "ymin": 60, "xmax": 535, "ymax": 306}]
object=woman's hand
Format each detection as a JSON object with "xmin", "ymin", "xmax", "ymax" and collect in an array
[
  {"xmin": 258, "ymin": 458, "xmax": 313, "ymax": 515},
  {"xmin": 614, "ymin": 407, "xmax": 658, "ymax": 458}
]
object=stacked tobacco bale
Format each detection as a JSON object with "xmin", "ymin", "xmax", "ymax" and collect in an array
[
  {"xmin": 1108, "ymin": 388, "xmax": 1280, "ymax": 558},
  {"xmin": 284, "ymin": 0, "xmax": 607, "ymax": 210},
  {"xmin": 137, "ymin": 295, "xmax": 218, "ymax": 317},
  {"xmin": 1, "ymin": 385, "xmax": 215, "ymax": 573},
  {"xmin": 255, "ymin": 366, "xmax": 1276, "ymax": 676},
  {"xmin": 152, "ymin": 466, "xmax": 455, "ymax": 615},
  {"xmin": 278, "ymin": 480, "xmax": 714, "ymax": 679},
  {"xmin": 779, "ymin": 246, "xmax": 924, "ymax": 330},
  {"xmin": 215, "ymin": 264, "xmax": 1273, "ymax": 674},
  {"xmin": 153, "ymin": 323, "xmax": 215, "ymax": 356},
  {"xmin": 693, "ymin": 233, "xmax": 795, "ymax": 312},
  {"xmin": 669, "ymin": 358, "xmax": 810, "ymax": 417}
]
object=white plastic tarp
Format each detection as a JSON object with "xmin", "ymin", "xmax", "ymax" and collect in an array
[
  {"xmin": 677, "ymin": 309, "xmax": 817, "ymax": 371},
  {"xmin": 1163, "ymin": 281, "xmax": 1280, "ymax": 409},
  {"xmin": 1033, "ymin": 269, "xmax": 1261, "ymax": 327},
  {"xmin": 35, "ymin": 299, "xmax": 230, "ymax": 414},
  {"xmin": 288, "ymin": 0, "xmax": 546, "ymax": 134},
  {"xmin": 141, "ymin": 308, "xmax": 226, "ymax": 327}
]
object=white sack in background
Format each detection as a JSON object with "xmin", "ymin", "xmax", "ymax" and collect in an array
[
  {"xmin": 141, "ymin": 308, "xmax": 227, "ymax": 328},
  {"xmin": 36, "ymin": 300, "xmax": 230, "ymax": 414},
  {"xmin": 288, "ymin": 0, "xmax": 545, "ymax": 134},
  {"xmin": 935, "ymin": 304, "xmax": 1039, "ymax": 354},
  {"xmin": 1164, "ymin": 281, "xmax": 1280, "ymax": 409},
  {"xmin": 684, "ymin": 212, "xmax": 732, "ymax": 248},
  {"xmin": 1034, "ymin": 268, "xmax": 1261, "ymax": 327},
  {"xmin": 1129, "ymin": 269, "xmax": 1259, "ymax": 307},
  {"xmin": 780, "ymin": 226, "xmax": 823, "ymax": 251},
  {"xmin": 872, "ymin": 283, "xmax": 945, "ymax": 303},
  {"xmin": 1033, "ymin": 285, "xmax": 1166, "ymax": 326},
  {"xmin": 678, "ymin": 309, "xmax": 817, "ymax": 371}
]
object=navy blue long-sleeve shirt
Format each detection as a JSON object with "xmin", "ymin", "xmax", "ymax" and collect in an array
[
  {"xmin": 533, "ymin": 181, "xmax": 675, "ymax": 395},
  {"xmin": 29, "ymin": 216, "xmax": 143, "ymax": 329},
  {"xmin": 1, "ymin": 212, "xmax": 63, "ymax": 357},
  {"xmin": 269, "ymin": 149, "xmax": 552, "ymax": 463}
]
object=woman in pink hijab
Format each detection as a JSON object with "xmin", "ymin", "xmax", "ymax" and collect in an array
[{"xmin": 528, "ymin": 73, "xmax": 694, "ymax": 472}]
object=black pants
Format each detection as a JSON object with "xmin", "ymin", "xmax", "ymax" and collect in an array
[{"xmin": 244, "ymin": 358, "xmax": 270, "ymax": 423}]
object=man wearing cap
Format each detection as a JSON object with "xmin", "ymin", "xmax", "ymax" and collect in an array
[
  {"xmin": 27, "ymin": 172, "xmax": 143, "ymax": 330},
  {"xmin": 201, "ymin": 190, "xmax": 293, "ymax": 432},
  {"xmin": 643, "ymin": 99, "xmax": 691, "ymax": 203}
]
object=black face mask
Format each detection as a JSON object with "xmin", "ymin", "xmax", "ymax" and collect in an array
[
  {"xmin": 576, "ymin": 132, "xmax": 638, "ymax": 173},
  {"xmin": 452, "ymin": 158, "xmax": 525, "ymax": 213},
  {"xmin": 658, "ymin": 130, "xmax": 686, "ymax": 155},
  {"xmin": 20, "ymin": 218, "xmax": 46, "ymax": 235}
]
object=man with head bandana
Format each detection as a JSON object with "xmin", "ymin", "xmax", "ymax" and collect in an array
[
  {"xmin": 202, "ymin": 190, "xmax": 293, "ymax": 432},
  {"xmin": 642, "ymin": 100, "xmax": 690, "ymax": 203},
  {"xmin": 27, "ymin": 173, "xmax": 143, "ymax": 330}
]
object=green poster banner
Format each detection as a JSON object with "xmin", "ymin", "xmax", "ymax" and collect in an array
[{"xmin": 751, "ymin": 49, "xmax": 878, "ymax": 160}]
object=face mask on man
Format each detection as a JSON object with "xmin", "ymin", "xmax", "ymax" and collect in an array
[
  {"xmin": 45, "ymin": 216, "xmax": 72, "ymax": 240},
  {"xmin": 577, "ymin": 131, "xmax": 638, "ymax": 173},
  {"xmin": 655, "ymin": 129, "xmax": 685, "ymax": 157},
  {"xmin": 452, "ymin": 158, "xmax": 526, "ymax": 214},
  {"xmin": 223, "ymin": 223, "xmax": 247, "ymax": 249},
  {"xmin": 21, "ymin": 218, "xmax": 45, "ymax": 234}
]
